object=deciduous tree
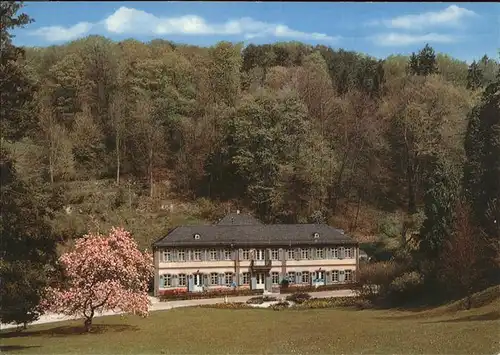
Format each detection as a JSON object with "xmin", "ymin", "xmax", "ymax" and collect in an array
[{"xmin": 42, "ymin": 227, "xmax": 154, "ymax": 332}]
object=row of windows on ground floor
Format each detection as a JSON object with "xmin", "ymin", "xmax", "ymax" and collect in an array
[{"xmin": 159, "ymin": 270, "xmax": 354, "ymax": 288}]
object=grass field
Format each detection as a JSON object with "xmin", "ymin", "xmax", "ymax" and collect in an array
[{"xmin": 1, "ymin": 293, "xmax": 499, "ymax": 355}]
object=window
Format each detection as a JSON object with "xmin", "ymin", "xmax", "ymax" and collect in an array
[
  {"xmin": 314, "ymin": 271, "xmax": 324, "ymax": 281},
  {"xmin": 316, "ymin": 248, "xmax": 325, "ymax": 259},
  {"xmin": 345, "ymin": 247, "xmax": 353, "ymax": 258},
  {"xmin": 301, "ymin": 271, "xmax": 310, "ymax": 284},
  {"xmin": 177, "ymin": 249, "xmax": 185, "ymax": 262},
  {"xmin": 163, "ymin": 250, "xmax": 172, "ymax": 262},
  {"xmin": 332, "ymin": 270, "xmax": 339, "ymax": 282},
  {"xmin": 223, "ymin": 249, "xmax": 232, "ymax": 260},
  {"xmin": 287, "ymin": 271, "xmax": 296, "ymax": 283},
  {"xmin": 178, "ymin": 274, "xmax": 187, "ymax": 286},
  {"xmin": 209, "ymin": 249, "xmax": 218, "ymax": 261},
  {"xmin": 345, "ymin": 270, "xmax": 352, "ymax": 282},
  {"xmin": 242, "ymin": 272, "xmax": 250, "ymax": 285},
  {"xmin": 193, "ymin": 249, "xmax": 202, "ymax": 261},
  {"xmin": 287, "ymin": 249, "xmax": 294, "ymax": 260},
  {"xmin": 271, "ymin": 249, "xmax": 279, "ymax": 260},
  {"xmin": 301, "ymin": 248, "xmax": 310, "ymax": 259},
  {"xmin": 271, "ymin": 272, "xmax": 280, "ymax": 285},
  {"xmin": 330, "ymin": 248, "xmax": 338, "ymax": 259},
  {"xmin": 210, "ymin": 273, "xmax": 218, "ymax": 285},
  {"xmin": 225, "ymin": 272, "xmax": 233, "ymax": 286},
  {"xmin": 193, "ymin": 233, "xmax": 201, "ymax": 240},
  {"xmin": 242, "ymin": 249, "xmax": 249, "ymax": 260},
  {"xmin": 163, "ymin": 274, "xmax": 172, "ymax": 287}
]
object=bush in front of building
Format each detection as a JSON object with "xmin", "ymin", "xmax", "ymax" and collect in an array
[
  {"xmin": 197, "ymin": 302, "xmax": 255, "ymax": 309},
  {"xmin": 291, "ymin": 296, "xmax": 372, "ymax": 310},
  {"xmin": 245, "ymin": 295, "xmax": 278, "ymax": 304},
  {"xmin": 271, "ymin": 301, "xmax": 290, "ymax": 311},
  {"xmin": 285, "ymin": 292, "xmax": 311, "ymax": 304},
  {"xmin": 158, "ymin": 288, "xmax": 263, "ymax": 301},
  {"xmin": 279, "ymin": 283, "xmax": 355, "ymax": 294}
]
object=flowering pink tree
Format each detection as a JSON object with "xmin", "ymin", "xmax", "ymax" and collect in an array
[{"xmin": 42, "ymin": 227, "xmax": 154, "ymax": 332}]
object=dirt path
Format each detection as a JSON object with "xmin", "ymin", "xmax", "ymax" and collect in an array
[{"xmin": 0, "ymin": 289, "xmax": 356, "ymax": 330}]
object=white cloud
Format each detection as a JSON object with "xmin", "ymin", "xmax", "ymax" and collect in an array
[
  {"xmin": 371, "ymin": 32, "xmax": 457, "ymax": 47},
  {"xmin": 30, "ymin": 22, "xmax": 93, "ymax": 42},
  {"xmin": 103, "ymin": 7, "xmax": 338, "ymax": 41},
  {"xmin": 370, "ymin": 5, "xmax": 477, "ymax": 31}
]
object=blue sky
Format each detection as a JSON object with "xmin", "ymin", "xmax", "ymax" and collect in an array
[{"xmin": 12, "ymin": 2, "xmax": 500, "ymax": 63}]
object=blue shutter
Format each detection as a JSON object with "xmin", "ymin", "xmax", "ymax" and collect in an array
[
  {"xmin": 339, "ymin": 247, "xmax": 345, "ymax": 260},
  {"xmin": 297, "ymin": 272, "xmax": 302, "ymax": 284},
  {"xmin": 239, "ymin": 273, "xmax": 243, "ymax": 285},
  {"xmin": 172, "ymin": 250, "xmax": 178, "ymax": 262},
  {"xmin": 325, "ymin": 248, "xmax": 331, "ymax": 259},
  {"xmin": 203, "ymin": 273, "xmax": 209, "ymax": 286},
  {"xmin": 339, "ymin": 270, "xmax": 346, "ymax": 283},
  {"xmin": 159, "ymin": 274, "xmax": 165, "ymax": 287},
  {"xmin": 188, "ymin": 276, "xmax": 194, "ymax": 291},
  {"xmin": 201, "ymin": 250, "xmax": 206, "ymax": 261},
  {"xmin": 326, "ymin": 271, "xmax": 332, "ymax": 284},
  {"xmin": 311, "ymin": 248, "xmax": 316, "ymax": 260},
  {"xmin": 219, "ymin": 249, "xmax": 225, "ymax": 260},
  {"xmin": 295, "ymin": 248, "xmax": 301, "ymax": 260}
]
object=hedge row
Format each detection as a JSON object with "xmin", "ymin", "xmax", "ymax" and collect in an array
[
  {"xmin": 159, "ymin": 288, "xmax": 264, "ymax": 301},
  {"xmin": 279, "ymin": 283, "xmax": 355, "ymax": 294}
]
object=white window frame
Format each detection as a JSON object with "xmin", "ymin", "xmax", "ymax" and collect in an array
[
  {"xmin": 345, "ymin": 270, "xmax": 352, "ymax": 282},
  {"xmin": 164, "ymin": 274, "xmax": 172, "ymax": 287},
  {"xmin": 287, "ymin": 249, "xmax": 294, "ymax": 260},
  {"xmin": 316, "ymin": 248, "xmax": 325, "ymax": 259},
  {"xmin": 193, "ymin": 249, "xmax": 202, "ymax": 261},
  {"xmin": 331, "ymin": 248, "xmax": 338, "ymax": 259},
  {"xmin": 332, "ymin": 270, "xmax": 339, "ymax": 282},
  {"xmin": 345, "ymin": 247, "xmax": 352, "ymax": 258},
  {"xmin": 210, "ymin": 272, "xmax": 218, "ymax": 285},
  {"xmin": 271, "ymin": 272, "xmax": 280, "ymax": 285},
  {"xmin": 223, "ymin": 249, "xmax": 232, "ymax": 260},
  {"xmin": 209, "ymin": 249, "xmax": 218, "ymax": 261},
  {"xmin": 225, "ymin": 272, "xmax": 233, "ymax": 286},
  {"xmin": 301, "ymin": 248, "xmax": 309, "ymax": 259},
  {"xmin": 301, "ymin": 271, "xmax": 310, "ymax": 284},
  {"xmin": 163, "ymin": 250, "xmax": 172, "ymax": 262},
  {"xmin": 271, "ymin": 249, "xmax": 279, "ymax": 260},
  {"xmin": 178, "ymin": 274, "xmax": 187, "ymax": 286},
  {"xmin": 177, "ymin": 249, "xmax": 185, "ymax": 262},
  {"xmin": 242, "ymin": 249, "xmax": 249, "ymax": 260},
  {"xmin": 193, "ymin": 273, "xmax": 203, "ymax": 286},
  {"xmin": 287, "ymin": 271, "xmax": 296, "ymax": 283},
  {"xmin": 242, "ymin": 272, "xmax": 250, "ymax": 285}
]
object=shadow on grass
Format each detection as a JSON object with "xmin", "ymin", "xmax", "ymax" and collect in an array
[
  {"xmin": 424, "ymin": 311, "xmax": 500, "ymax": 324},
  {"xmin": 0, "ymin": 345, "xmax": 41, "ymax": 353},
  {"xmin": 0, "ymin": 323, "xmax": 139, "ymax": 339}
]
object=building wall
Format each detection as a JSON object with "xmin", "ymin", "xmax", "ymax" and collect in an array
[{"xmin": 154, "ymin": 245, "xmax": 358, "ymax": 294}]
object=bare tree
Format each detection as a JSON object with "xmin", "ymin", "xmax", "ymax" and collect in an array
[{"xmin": 438, "ymin": 202, "xmax": 488, "ymax": 309}]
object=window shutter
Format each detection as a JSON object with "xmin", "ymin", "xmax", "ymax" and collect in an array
[
  {"xmin": 339, "ymin": 270, "xmax": 345, "ymax": 282},
  {"xmin": 325, "ymin": 248, "xmax": 331, "ymax": 259},
  {"xmin": 238, "ymin": 273, "xmax": 243, "ymax": 285},
  {"xmin": 339, "ymin": 247, "xmax": 345, "ymax": 260},
  {"xmin": 295, "ymin": 248, "xmax": 301, "ymax": 260},
  {"xmin": 159, "ymin": 275, "xmax": 165, "ymax": 287},
  {"xmin": 326, "ymin": 271, "xmax": 331, "ymax": 284},
  {"xmin": 219, "ymin": 273, "xmax": 225, "ymax": 285},
  {"xmin": 201, "ymin": 250, "xmax": 206, "ymax": 261},
  {"xmin": 172, "ymin": 275, "xmax": 178, "ymax": 287},
  {"xmin": 186, "ymin": 250, "xmax": 192, "ymax": 261},
  {"xmin": 238, "ymin": 249, "xmax": 243, "ymax": 260},
  {"xmin": 311, "ymin": 247, "xmax": 316, "ymax": 260},
  {"xmin": 279, "ymin": 248, "xmax": 283, "ymax": 261},
  {"xmin": 172, "ymin": 250, "xmax": 178, "ymax": 262}
]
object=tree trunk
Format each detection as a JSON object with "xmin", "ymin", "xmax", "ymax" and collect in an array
[
  {"xmin": 116, "ymin": 132, "xmax": 120, "ymax": 185},
  {"xmin": 149, "ymin": 146, "xmax": 154, "ymax": 198},
  {"xmin": 84, "ymin": 317, "xmax": 92, "ymax": 332}
]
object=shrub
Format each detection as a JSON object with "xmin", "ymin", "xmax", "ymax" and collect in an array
[
  {"xmin": 292, "ymin": 297, "xmax": 372, "ymax": 310},
  {"xmin": 159, "ymin": 288, "xmax": 263, "ymax": 301},
  {"xmin": 198, "ymin": 302, "xmax": 254, "ymax": 310},
  {"xmin": 280, "ymin": 283, "xmax": 353, "ymax": 294},
  {"xmin": 388, "ymin": 271, "xmax": 424, "ymax": 302},
  {"xmin": 246, "ymin": 296, "xmax": 277, "ymax": 305},
  {"xmin": 285, "ymin": 292, "xmax": 311, "ymax": 304},
  {"xmin": 356, "ymin": 261, "xmax": 403, "ymax": 300},
  {"xmin": 271, "ymin": 301, "xmax": 290, "ymax": 311}
]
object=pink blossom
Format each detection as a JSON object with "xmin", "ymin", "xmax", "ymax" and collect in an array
[{"xmin": 42, "ymin": 227, "xmax": 154, "ymax": 330}]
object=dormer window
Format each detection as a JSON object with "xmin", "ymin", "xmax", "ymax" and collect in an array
[
  {"xmin": 193, "ymin": 233, "xmax": 201, "ymax": 240},
  {"xmin": 313, "ymin": 232, "xmax": 320, "ymax": 239}
]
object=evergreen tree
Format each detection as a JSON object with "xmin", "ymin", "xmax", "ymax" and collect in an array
[
  {"xmin": 407, "ymin": 44, "xmax": 439, "ymax": 76},
  {"xmin": 419, "ymin": 158, "xmax": 461, "ymax": 259},
  {"xmin": 0, "ymin": 147, "xmax": 58, "ymax": 328},
  {"xmin": 466, "ymin": 61, "xmax": 483, "ymax": 90}
]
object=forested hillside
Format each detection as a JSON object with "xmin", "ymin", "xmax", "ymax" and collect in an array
[{"xmin": 2, "ymin": 9, "xmax": 499, "ymax": 251}]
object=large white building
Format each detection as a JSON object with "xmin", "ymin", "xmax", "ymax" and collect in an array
[{"xmin": 152, "ymin": 212, "xmax": 359, "ymax": 295}]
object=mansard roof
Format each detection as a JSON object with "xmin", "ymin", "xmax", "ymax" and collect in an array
[{"xmin": 153, "ymin": 212, "xmax": 356, "ymax": 248}]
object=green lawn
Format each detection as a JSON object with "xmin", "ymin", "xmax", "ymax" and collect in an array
[{"xmin": 1, "ymin": 300, "xmax": 499, "ymax": 355}]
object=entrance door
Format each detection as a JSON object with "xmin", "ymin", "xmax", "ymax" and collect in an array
[
  {"xmin": 255, "ymin": 273, "xmax": 265, "ymax": 289},
  {"xmin": 313, "ymin": 271, "xmax": 325, "ymax": 286}
]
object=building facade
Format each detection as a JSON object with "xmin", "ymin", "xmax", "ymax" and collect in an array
[{"xmin": 152, "ymin": 212, "xmax": 359, "ymax": 295}]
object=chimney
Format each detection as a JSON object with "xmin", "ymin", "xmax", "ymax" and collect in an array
[{"xmin": 236, "ymin": 209, "xmax": 240, "ymax": 215}]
